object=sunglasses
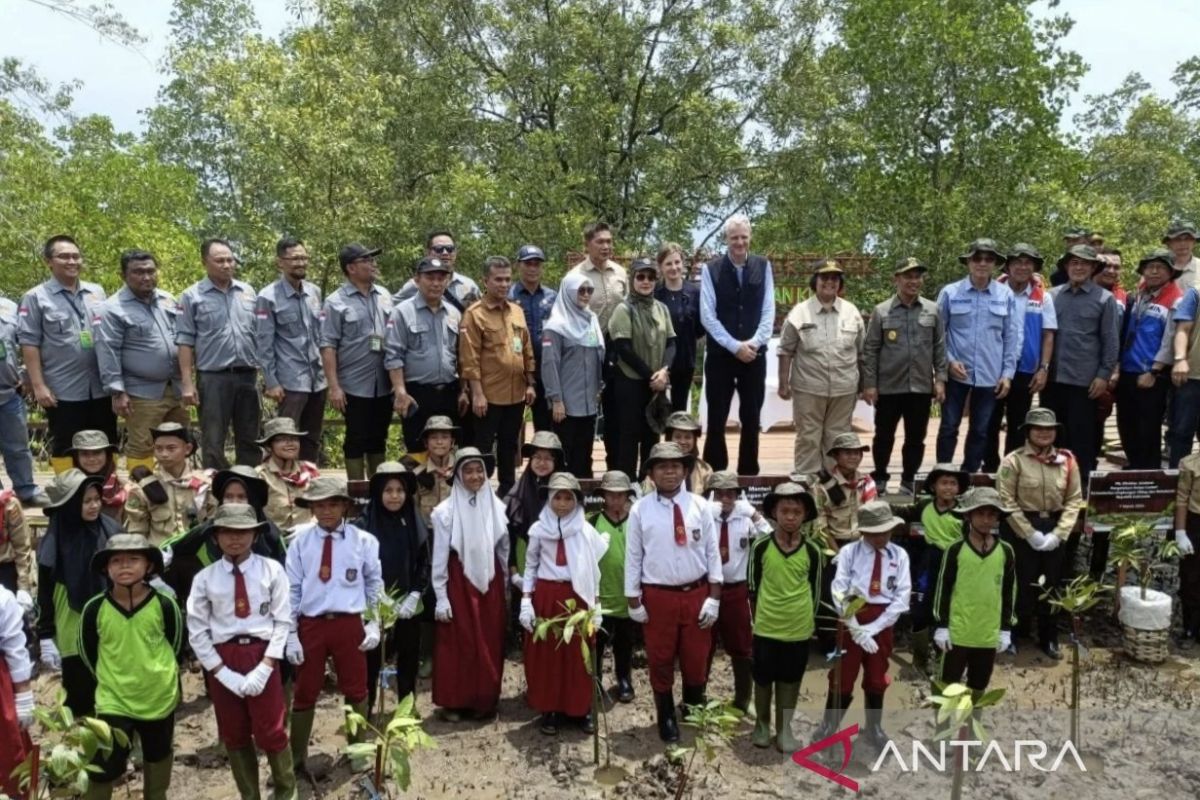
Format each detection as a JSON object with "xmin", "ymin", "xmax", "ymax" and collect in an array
[
  {"xmin": 577, "ymin": 286, "xmax": 595, "ymax": 294},
  {"xmin": 431, "ymin": 244, "xmax": 456, "ymax": 254},
  {"xmin": 634, "ymin": 273, "xmax": 657, "ymax": 282}
]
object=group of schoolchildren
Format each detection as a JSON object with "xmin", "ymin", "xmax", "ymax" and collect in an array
[{"xmin": 0, "ymin": 402, "xmax": 1172, "ymax": 798}]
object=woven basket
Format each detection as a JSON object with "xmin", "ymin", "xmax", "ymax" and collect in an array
[{"xmin": 1122, "ymin": 624, "xmax": 1169, "ymax": 663}]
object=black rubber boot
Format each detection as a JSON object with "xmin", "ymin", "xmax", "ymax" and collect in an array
[
  {"xmin": 731, "ymin": 657, "xmax": 754, "ymax": 714},
  {"xmin": 863, "ymin": 692, "xmax": 889, "ymax": 750},
  {"xmin": 614, "ymin": 637, "xmax": 635, "ymax": 703},
  {"xmin": 681, "ymin": 684, "xmax": 707, "ymax": 716},
  {"xmin": 654, "ymin": 691, "xmax": 680, "ymax": 743},
  {"xmin": 812, "ymin": 691, "xmax": 852, "ymax": 743}
]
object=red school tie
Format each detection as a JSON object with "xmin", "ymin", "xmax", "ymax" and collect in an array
[
  {"xmin": 869, "ymin": 549, "xmax": 882, "ymax": 597},
  {"xmin": 233, "ymin": 563, "xmax": 250, "ymax": 618},
  {"xmin": 555, "ymin": 537, "xmax": 568, "ymax": 567},
  {"xmin": 719, "ymin": 517, "xmax": 730, "ymax": 564},
  {"xmin": 319, "ymin": 533, "xmax": 333, "ymax": 583},
  {"xmin": 673, "ymin": 502, "xmax": 687, "ymax": 546}
]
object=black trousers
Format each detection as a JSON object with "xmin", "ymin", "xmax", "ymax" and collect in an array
[
  {"xmin": 669, "ymin": 367, "xmax": 694, "ymax": 412},
  {"xmin": 46, "ymin": 397, "xmax": 118, "ymax": 458},
  {"xmin": 871, "ymin": 392, "xmax": 932, "ymax": 486},
  {"xmin": 1115, "ymin": 372, "xmax": 1169, "ymax": 469},
  {"xmin": 1181, "ymin": 513, "xmax": 1200, "ymax": 637},
  {"xmin": 601, "ymin": 379, "xmax": 620, "ymax": 472},
  {"xmin": 343, "ymin": 393, "xmax": 393, "ymax": 459},
  {"xmin": 752, "ymin": 635, "xmax": 810, "ymax": 685},
  {"xmin": 402, "ymin": 382, "xmax": 462, "ymax": 454},
  {"xmin": 939, "ymin": 646, "xmax": 996, "ymax": 692},
  {"xmin": 608, "ymin": 372, "xmax": 658, "ymax": 480},
  {"xmin": 61, "ymin": 654, "xmax": 97, "ymax": 717},
  {"xmin": 530, "ymin": 374, "xmax": 553, "ymax": 433},
  {"xmin": 984, "ymin": 371, "xmax": 1035, "ymax": 472},
  {"xmin": 197, "ymin": 369, "xmax": 261, "ymax": 469},
  {"xmin": 474, "ymin": 402, "xmax": 524, "ymax": 496},
  {"xmin": 1003, "ymin": 515, "xmax": 1066, "ymax": 644},
  {"xmin": 366, "ymin": 618, "xmax": 421, "ymax": 711},
  {"xmin": 701, "ymin": 348, "xmax": 766, "ymax": 475},
  {"xmin": 595, "ymin": 615, "xmax": 636, "ymax": 683},
  {"xmin": 1043, "ymin": 383, "xmax": 1098, "ymax": 485},
  {"xmin": 555, "ymin": 415, "xmax": 596, "ymax": 478},
  {"xmin": 93, "ymin": 713, "xmax": 174, "ymax": 781},
  {"xmin": 277, "ymin": 389, "xmax": 327, "ymax": 464}
]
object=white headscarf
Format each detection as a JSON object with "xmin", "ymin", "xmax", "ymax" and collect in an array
[
  {"xmin": 544, "ymin": 272, "xmax": 604, "ymax": 348},
  {"xmin": 436, "ymin": 456, "xmax": 508, "ymax": 593},
  {"xmin": 528, "ymin": 498, "xmax": 608, "ymax": 609}
]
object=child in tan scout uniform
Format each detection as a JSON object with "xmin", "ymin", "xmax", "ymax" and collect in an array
[
  {"xmin": 123, "ymin": 422, "xmax": 212, "ymax": 546},
  {"xmin": 255, "ymin": 417, "xmax": 319, "ymax": 531},
  {"xmin": 0, "ymin": 487, "xmax": 32, "ymax": 605},
  {"xmin": 412, "ymin": 416, "xmax": 457, "ymax": 527}
]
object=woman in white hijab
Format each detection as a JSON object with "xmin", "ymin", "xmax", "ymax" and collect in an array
[
  {"xmin": 517, "ymin": 472, "xmax": 608, "ymax": 735},
  {"xmin": 430, "ymin": 448, "xmax": 510, "ymax": 721},
  {"xmin": 541, "ymin": 272, "xmax": 606, "ymax": 477}
]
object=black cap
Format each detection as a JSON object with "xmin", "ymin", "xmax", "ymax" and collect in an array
[
  {"xmin": 630, "ymin": 257, "xmax": 658, "ymax": 276},
  {"xmin": 516, "ymin": 245, "xmax": 546, "ymax": 263},
  {"xmin": 415, "ymin": 257, "xmax": 451, "ymax": 274},
  {"xmin": 338, "ymin": 243, "xmax": 382, "ymax": 268}
]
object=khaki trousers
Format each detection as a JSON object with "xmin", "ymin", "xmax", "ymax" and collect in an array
[
  {"xmin": 126, "ymin": 385, "xmax": 189, "ymax": 458},
  {"xmin": 790, "ymin": 391, "xmax": 856, "ymax": 475}
]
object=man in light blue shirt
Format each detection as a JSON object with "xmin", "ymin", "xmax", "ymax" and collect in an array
[
  {"xmin": 698, "ymin": 214, "xmax": 775, "ymax": 475},
  {"xmin": 935, "ymin": 239, "xmax": 1019, "ymax": 473}
]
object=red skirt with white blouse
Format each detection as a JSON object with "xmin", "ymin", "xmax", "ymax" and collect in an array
[
  {"xmin": 432, "ymin": 553, "xmax": 507, "ymax": 714},
  {"xmin": 0, "ymin": 658, "xmax": 31, "ymax": 798},
  {"xmin": 523, "ymin": 579, "xmax": 595, "ymax": 716}
]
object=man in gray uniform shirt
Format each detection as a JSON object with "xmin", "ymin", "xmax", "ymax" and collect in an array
[
  {"xmin": 18, "ymin": 234, "xmax": 114, "ymax": 472},
  {"xmin": 255, "ymin": 237, "xmax": 327, "ymax": 463},
  {"xmin": 386, "ymin": 256, "xmax": 466, "ymax": 457},
  {"xmin": 176, "ymin": 237, "xmax": 261, "ymax": 469},
  {"xmin": 0, "ymin": 291, "xmax": 49, "ymax": 505},
  {"xmin": 96, "ymin": 249, "xmax": 188, "ymax": 473},
  {"xmin": 321, "ymin": 243, "xmax": 395, "ymax": 480}
]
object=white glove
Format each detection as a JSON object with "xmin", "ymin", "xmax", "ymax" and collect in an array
[
  {"xmin": 398, "ymin": 591, "xmax": 422, "ymax": 619},
  {"xmin": 359, "ymin": 621, "xmax": 381, "ymax": 651},
  {"xmin": 285, "ymin": 632, "xmax": 305, "ymax": 665},
  {"xmin": 590, "ymin": 608, "xmax": 603, "ymax": 632},
  {"xmin": 214, "ymin": 666, "xmax": 246, "ymax": 697},
  {"xmin": 15, "ymin": 690, "xmax": 34, "ymax": 730},
  {"xmin": 1027, "ymin": 531, "xmax": 1048, "ymax": 551},
  {"xmin": 15, "ymin": 589, "xmax": 33, "ymax": 614},
  {"xmin": 1037, "ymin": 533, "xmax": 1061, "ymax": 552},
  {"xmin": 510, "ymin": 572, "xmax": 525, "ymax": 590},
  {"xmin": 697, "ymin": 597, "xmax": 720, "ymax": 629},
  {"xmin": 518, "ymin": 598, "xmax": 536, "ymax": 632},
  {"xmin": 160, "ymin": 545, "xmax": 174, "ymax": 569},
  {"xmin": 933, "ymin": 628, "xmax": 952, "ymax": 652},
  {"xmin": 1176, "ymin": 530, "xmax": 1196, "ymax": 557},
  {"xmin": 997, "ymin": 630, "xmax": 1012, "ymax": 653},
  {"xmin": 148, "ymin": 576, "xmax": 176, "ymax": 598},
  {"xmin": 851, "ymin": 627, "xmax": 879, "ymax": 654},
  {"xmin": 39, "ymin": 638, "xmax": 61, "ymax": 671},
  {"xmin": 435, "ymin": 598, "xmax": 453, "ymax": 623},
  {"xmin": 628, "ymin": 603, "xmax": 649, "ymax": 624},
  {"xmin": 240, "ymin": 662, "xmax": 274, "ymax": 697}
]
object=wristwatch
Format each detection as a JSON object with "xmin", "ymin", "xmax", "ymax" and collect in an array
[{"xmin": 1036, "ymin": 363, "xmax": 1049, "ymax": 373}]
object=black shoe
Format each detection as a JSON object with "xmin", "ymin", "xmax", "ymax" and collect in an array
[
  {"xmin": 654, "ymin": 691, "xmax": 679, "ymax": 743},
  {"xmin": 540, "ymin": 712, "xmax": 559, "ymax": 735},
  {"xmin": 1041, "ymin": 641, "xmax": 1063, "ymax": 660},
  {"xmin": 616, "ymin": 676, "xmax": 635, "ymax": 703},
  {"xmin": 581, "ymin": 712, "xmax": 595, "ymax": 733}
]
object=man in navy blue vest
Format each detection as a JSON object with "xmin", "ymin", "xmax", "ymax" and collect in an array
[{"xmin": 699, "ymin": 215, "xmax": 775, "ymax": 475}]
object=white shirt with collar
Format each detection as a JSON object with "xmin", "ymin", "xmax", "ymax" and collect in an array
[
  {"xmin": 625, "ymin": 489, "xmax": 721, "ymax": 597},
  {"xmin": 707, "ymin": 498, "xmax": 768, "ymax": 584},
  {"xmin": 830, "ymin": 539, "xmax": 911, "ymax": 635},
  {"xmin": 285, "ymin": 521, "xmax": 384, "ymax": 621},
  {"xmin": 187, "ymin": 553, "xmax": 291, "ymax": 673}
]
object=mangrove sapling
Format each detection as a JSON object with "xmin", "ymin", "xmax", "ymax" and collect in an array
[
  {"xmin": 1040, "ymin": 573, "xmax": 1111, "ymax": 750},
  {"xmin": 344, "ymin": 694, "xmax": 435, "ymax": 797},
  {"xmin": 929, "ymin": 683, "xmax": 1006, "ymax": 800},
  {"xmin": 666, "ymin": 700, "xmax": 741, "ymax": 800},
  {"xmin": 12, "ymin": 689, "xmax": 129, "ymax": 799}
]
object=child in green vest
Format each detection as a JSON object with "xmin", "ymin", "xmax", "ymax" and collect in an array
[
  {"xmin": 590, "ymin": 470, "xmax": 638, "ymax": 703},
  {"xmin": 78, "ymin": 534, "xmax": 183, "ymax": 800},
  {"xmin": 889, "ymin": 463, "xmax": 968, "ymax": 675},
  {"xmin": 932, "ymin": 487, "xmax": 1017, "ymax": 699},
  {"xmin": 747, "ymin": 482, "xmax": 823, "ymax": 753}
]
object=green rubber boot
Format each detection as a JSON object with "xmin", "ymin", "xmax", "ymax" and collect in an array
[
  {"xmin": 266, "ymin": 748, "xmax": 298, "ymax": 800},
  {"xmin": 83, "ymin": 780, "xmax": 114, "ymax": 800},
  {"xmin": 346, "ymin": 700, "xmax": 371, "ymax": 771},
  {"xmin": 774, "ymin": 682, "xmax": 802, "ymax": 754},
  {"xmin": 345, "ymin": 457, "xmax": 367, "ymax": 482},
  {"xmin": 142, "ymin": 756, "xmax": 174, "ymax": 800},
  {"xmin": 290, "ymin": 707, "xmax": 316, "ymax": 773},
  {"xmin": 227, "ymin": 746, "xmax": 261, "ymax": 800},
  {"xmin": 751, "ymin": 682, "xmax": 773, "ymax": 748}
]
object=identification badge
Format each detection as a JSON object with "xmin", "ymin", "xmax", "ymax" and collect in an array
[
  {"xmin": 511, "ymin": 335, "xmax": 523, "ymax": 354},
  {"xmin": 345, "ymin": 568, "xmax": 358, "ymax": 582},
  {"xmin": 369, "ymin": 335, "xmax": 383, "ymax": 352},
  {"xmin": 79, "ymin": 330, "xmax": 93, "ymax": 350}
]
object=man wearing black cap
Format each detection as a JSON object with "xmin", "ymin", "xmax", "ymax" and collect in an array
[
  {"xmin": 1045, "ymin": 244, "xmax": 1120, "ymax": 484},
  {"xmin": 985, "ymin": 243, "xmax": 1057, "ymax": 471},
  {"xmin": 386, "ymin": 257, "xmax": 467, "ymax": 456},
  {"xmin": 509, "ymin": 245, "xmax": 557, "ymax": 432},
  {"xmin": 175, "ymin": 238, "xmax": 261, "ymax": 469},
  {"xmin": 319, "ymin": 243, "xmax": 394, "ymax": 481},
  {"xmin": 1049, "ymin": 227, "xmax": 1092, "ymax": 287},
  {"xmin": 393, "ymin": 230, "xmax": 481, "ymax": 312},
  {"xmin": 699, "ymin": 214, "xmax": 775, "ymax": 475}
]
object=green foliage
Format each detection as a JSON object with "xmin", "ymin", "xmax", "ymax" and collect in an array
[
  {"xmin": 1107, "ymin": 520, "xmax": 1180, "ymax": 600},
  {"xmin": 344, "ymin": 694, "xmax": 435, "ymax": 796},
  {"xmin": 532, "ymin": 597, "xmax": 598, "ymax": 676},
  {"xmin": 666, "ymin": 700, "xmax": 742, "ymax": 800},
  {"xmin": 929, "ymin": 682, "xmax": 1005, "ymax": 743},
  {"xmin": 12, "ymin": 689, "xmax": 130, "ymax": 798}
]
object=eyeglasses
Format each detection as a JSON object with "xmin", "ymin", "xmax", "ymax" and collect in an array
[
  {"xmin": 577, "ymin": 286, "xmax": 595, "ymax": 294},
  {"xmin": 51, "ymin": 253, "xmax": 83, "ymax": 263},
  {"xmin": 431, "ymin": 244, "xmax": 456, "ymax": 254},
  {"xmin": 634, "ymin": 273, "xmax": 656, "ymax": 282}
]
